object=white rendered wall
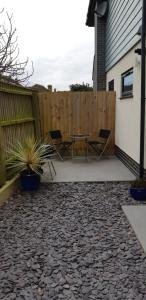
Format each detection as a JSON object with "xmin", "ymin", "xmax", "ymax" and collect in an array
[{"xmin": 106, "ymin": 42, "xmax": 146, "ymax": 167}]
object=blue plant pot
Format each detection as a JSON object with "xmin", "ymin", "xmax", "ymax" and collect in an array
[
  {"xmin": 20, "ymin": 171, "xmax": 41, "ymax": 191},
  {"xmin": 130, "ymin": 187, "xmax": 146, "ymax": 201}
]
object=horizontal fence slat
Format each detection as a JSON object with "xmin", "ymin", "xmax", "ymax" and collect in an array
[
  {"xmin": 0, "ymin": 87, "xmax": 32, "ymax": 96},
  {"xmin": 0, "ymin": 118, "xmax": 35, "ymax": 127}
]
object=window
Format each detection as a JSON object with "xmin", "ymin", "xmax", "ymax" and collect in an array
[
  {"xmin": 108, "ymin": 79, "xmax": 114, "ymax": 91},
  {"xmin": 121, "ymin": 68, "xmax": 133, "ymax": 97}
]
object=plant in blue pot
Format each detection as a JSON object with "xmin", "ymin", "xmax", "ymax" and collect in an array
[
  {"xmin": 130, "ymin": 179, "xmax": 146, "ymax": 201},
  {"xmin": 6, "ymin": 138, "xmax": 48, "ymax": 191}
]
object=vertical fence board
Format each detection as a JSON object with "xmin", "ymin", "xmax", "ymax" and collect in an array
[
  {"xmin": 32, "ymin": 92, "xmax": 41, "ymax": 139},
  {"xmin": 0, "ymin": 127, "xmax": 6, "ymax": 186},
  {"xmin": 38, "ymin": 91, "xmax": 116, "ymax": 156}
]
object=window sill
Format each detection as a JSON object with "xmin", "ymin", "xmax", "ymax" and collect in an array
[{"xmin": 119, "ymin": 95, "xmax": 133, "ymax": 100}]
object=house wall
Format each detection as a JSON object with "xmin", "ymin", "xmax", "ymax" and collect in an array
[
  {"xmin": 105, "ymin": 0, "xmax": 142, "ymax": 71},
  {"xmin": 106, "ymin": 42, "xmax": 146, "ymax": 169}
]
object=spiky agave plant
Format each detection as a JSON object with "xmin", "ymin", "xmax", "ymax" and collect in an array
[{"xmin": 6, "ymin": 138, "xmax": 47, "ymax": 176}]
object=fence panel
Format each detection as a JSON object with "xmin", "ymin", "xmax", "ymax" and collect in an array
[
  {"xmin": 38, "ymin": 91, "xmax": 116, "ymax": 155},
  {"xmin": 0, "ymin": 84, "xmax": 40, "ymax": 187}
]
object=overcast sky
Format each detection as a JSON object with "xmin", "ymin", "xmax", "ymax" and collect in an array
[{"xmin": 0, "ymin": 0, "xmax": 94, "ymax": 90}]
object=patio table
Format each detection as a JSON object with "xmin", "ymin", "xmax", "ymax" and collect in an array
[{"xmin": 71, "ymin": 134, "xmax": 90, "ymax": 158}]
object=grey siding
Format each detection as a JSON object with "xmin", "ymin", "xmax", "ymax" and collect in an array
[{"xmin": 105, "ymin": 0, "xmax": 142, "ymax": 71}]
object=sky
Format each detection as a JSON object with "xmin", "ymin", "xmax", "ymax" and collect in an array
[{"xmin": 0, "ymin": 0, "xmax": 94, "ymax": 90}]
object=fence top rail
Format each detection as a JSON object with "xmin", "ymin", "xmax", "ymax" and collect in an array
[
  {"xmin": 0, "ymin": 86, "xmax": 32, "ymax": 96},
  {"xmin": 38, "ymin": 91, "xmax": 116, "ymax": 95},
  {"xmin": 38, "ymin": 91, "xmax": 116, "ymax": 97}
]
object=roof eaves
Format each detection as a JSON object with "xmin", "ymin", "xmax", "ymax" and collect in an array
[{"xmin": 86, "ymin": 0, "xmax": 97, "ymax": 27}]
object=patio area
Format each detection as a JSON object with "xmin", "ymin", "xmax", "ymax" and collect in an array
[
  {"xmin": 1, "ymin": 86, "xmax": 146, "ymax": 300},
  {"xmin": 0, "ymin": 182, "xmax": 146, "ymax": 300},
  {"xmin": 42, "ymin": 156, "xmax": 136, "ymax": 182}
]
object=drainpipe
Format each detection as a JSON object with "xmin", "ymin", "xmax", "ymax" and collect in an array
[{"xmin": 139, "ymin": 0, "xmax": 146, "ymax": 178}]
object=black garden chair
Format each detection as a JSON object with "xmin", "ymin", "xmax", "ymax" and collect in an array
[
  {"xmin": 49, "ymin": 130, "xmax": 73, "ymax": 159},
  {"xmin": 42, "ymin": 144, "xmax": 57, "ymax": 180},
  {"xmin": 87, "ymin": 129, "xmax": 111, "ymax": 159}
]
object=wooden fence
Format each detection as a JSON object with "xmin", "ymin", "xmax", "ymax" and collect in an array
[
  {"xmin": 0, "ymin": 83, "xmax": 41, "ymax": 187},
  {"xmin": 38, "ymin": 91, "xmax": 116, "ymax": 155}
]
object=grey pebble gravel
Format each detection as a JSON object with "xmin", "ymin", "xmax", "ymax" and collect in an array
[{"xmin": 0, "ymin": 182, "xmax": 146, "ymax": 300}]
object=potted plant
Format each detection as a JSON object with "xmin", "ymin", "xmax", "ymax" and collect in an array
[
  {"xmin": 130, "ymin": 179, "xmax": 146, "ymax": 201},
  {"xmin": 6, "ymin": 138, "xmax": 48, "ymax": 191}
]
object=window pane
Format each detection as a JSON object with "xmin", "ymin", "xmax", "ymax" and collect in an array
[
  {"xmin": 122, "ymin": 69, "xmax": 133, "ymax": 97},
  {"xmin": 108, "ymin": 79, "xmax": 114, "ymax": 91},
  {"xmin": 123, "ymin": 73, "xmax": 133, "ymax": 91}
]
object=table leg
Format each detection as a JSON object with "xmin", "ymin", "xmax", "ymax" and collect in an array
[
  {"xmin": 86, "ymin": 138, "xmax": 88, "ymax": 160},
  {"xmin": 72, "ymin": 139, "xmax": 74, "ymax": 158},
  {"xmin": 48, "ymin": 161, "xmax": 53, "ymax": 180}
]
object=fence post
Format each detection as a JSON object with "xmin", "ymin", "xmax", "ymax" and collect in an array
[
  {"xmin": 0, "ymin": 126, "xmax": 6, "ymax": 186},
  {"xmin": 32, "ymin": 92, "xmax": 41, "ymax": 140}
]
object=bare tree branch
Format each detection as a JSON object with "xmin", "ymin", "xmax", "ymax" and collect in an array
[{"xmin": 0, "ymin": 9, "xmax": 33, "ymax": 85}]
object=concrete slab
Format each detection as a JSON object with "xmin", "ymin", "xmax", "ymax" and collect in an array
[
  {"xmin": 122, "ymin": 205, "xmax": 146, "ymax": 253},
  {"xmin": 42, "ymin": 156, "xmax": 135, "ymax": 182}
]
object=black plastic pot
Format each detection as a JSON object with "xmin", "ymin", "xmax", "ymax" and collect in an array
[
  {"xmin": 130, "ymin": 187, "xmax": 146, "ymax": 201},
  {"xmin": 20, "ymin": 170, "xmax": 41, "ymax": 191}
]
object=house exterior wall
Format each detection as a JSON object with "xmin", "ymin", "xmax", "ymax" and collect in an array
[
  {"xmin": 90, "ymin": 0, "xmax": 142, "ymax": 90},
  {"xmin": 105, "ymin": 0, "xmax": 142, "ymax": 71},
  {"xmin": 106, "ymin": 42, "xmax": 146, "ymax": 169},
  {"xmin": 86, "ymin": 0, "xmax": 146, "ymax": 175}
]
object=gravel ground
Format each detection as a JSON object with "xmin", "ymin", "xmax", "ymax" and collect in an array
[{"xmin": 0, "ymin": 182, "xmax": 146, "ymax": 300}]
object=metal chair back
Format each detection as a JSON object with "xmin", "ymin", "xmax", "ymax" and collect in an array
[
  {"xmin": 49, "ymin": 130, "xmax": 62, "ymax": 140},
  {"xmin": 99, "ymin": 129, "xmax": 111, "ymax": 139}
]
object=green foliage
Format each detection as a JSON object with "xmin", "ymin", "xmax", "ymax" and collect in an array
[
  {"xmin": 131, "ymin": 179, "xmax": 146, "ymax": 188},
  {"xmin": 69, "ymin": 82, "xmax": 93, "ymax": 92},
  {"xmin": 6, "ymin": 138, "xmax": 47, "ymax": 176}
]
